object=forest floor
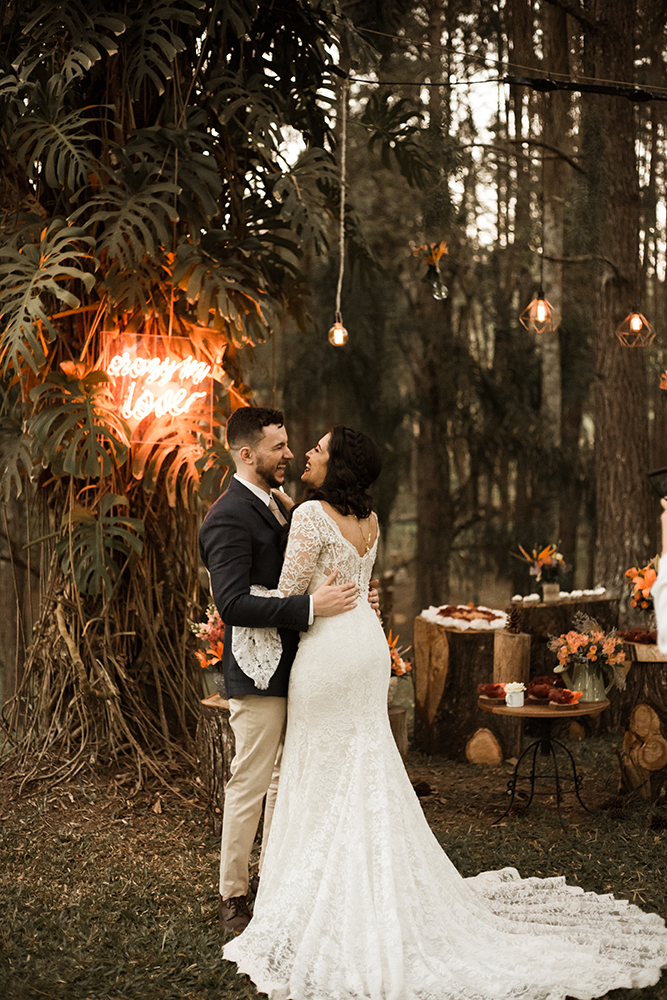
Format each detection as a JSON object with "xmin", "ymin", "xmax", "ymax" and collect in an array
[{"xmin": 2, "ymin": 733, "xmax": 667, "ymax": 1000}]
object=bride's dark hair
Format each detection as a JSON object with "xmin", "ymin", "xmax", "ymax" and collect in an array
[{"xmin": 306, "ymin": 426, "xmax": 382, "ymax": 519}]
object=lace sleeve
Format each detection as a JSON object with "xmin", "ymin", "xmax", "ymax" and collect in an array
[{"xmin": 279, "ymin": 504, "xmax": 324, "ymax": 597}]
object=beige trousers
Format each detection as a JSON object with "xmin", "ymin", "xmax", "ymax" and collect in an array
[{"xmin": 219, "ymin": 694, "xmax": 287, "ymax": 899}]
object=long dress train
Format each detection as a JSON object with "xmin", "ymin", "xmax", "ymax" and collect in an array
[{"xmin": 223, "ymin": 501, "xmax": 667, "ymax": 1000}]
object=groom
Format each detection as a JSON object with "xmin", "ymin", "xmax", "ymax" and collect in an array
[{"xmin": 199, "ymin": 407, "xmax": 358, "ymax": 933}]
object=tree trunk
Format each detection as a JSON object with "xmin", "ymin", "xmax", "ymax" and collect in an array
[
  {"xmin": 540, "ymin": 3, "xmax": 570, "ymax": 452},
  {"xmin": 585, "ymin": 0, "xmax": 652, "ymax": 591}
]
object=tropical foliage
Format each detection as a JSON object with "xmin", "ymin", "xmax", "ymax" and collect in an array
[{"xmin": 0, "ymin": 0, "xmax": 367, "ymax": 778}]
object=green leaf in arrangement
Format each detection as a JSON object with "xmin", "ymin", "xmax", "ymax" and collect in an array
[
  {"xmin": 0, "ymin": 413, "xmax": 34, "ymax": 501},
  {"xmin": 29, "ymin": 370, "xmax": 130, "ymax": 478},
  {"xmin": 0, "ymin": 220, "xmax": 96, "ymax": 376},
  {"xmin": 56, "ymin": 493, "xmax": 144, "ymax": 597}
]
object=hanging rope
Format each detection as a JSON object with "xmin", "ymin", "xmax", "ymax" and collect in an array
[{"xmin": 333, "ymin": 77, "xmax": 349, "ymax": 325}]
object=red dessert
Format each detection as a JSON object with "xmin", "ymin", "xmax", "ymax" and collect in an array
[{"xmin": 478, "ymin": 683, "xmax": 506, "ymax": 699}]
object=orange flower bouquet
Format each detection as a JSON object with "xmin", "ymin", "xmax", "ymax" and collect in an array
[
  {"xmin": 387, "ymin": 630, "xmax": 412, "ymax": 677},
  {"xmin": 625, "ymin": 557, "xmax": 659, "ymax": 612},
  {"xmin": 188, "ymin": 601, "xmax": 225, "ymax": 669},
  {"xmin": 513, "ymin": 544, "xmax": 564, "ymax": 583}
]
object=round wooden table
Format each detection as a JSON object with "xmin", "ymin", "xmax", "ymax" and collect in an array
[{"xmin": 478, "ymin": 697, "xmax": 610, "ymax": 826}]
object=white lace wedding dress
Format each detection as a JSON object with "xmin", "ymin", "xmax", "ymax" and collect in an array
[{"xmin": 223, "ymin": 501, "xmax": 667, "ymax": 1000}]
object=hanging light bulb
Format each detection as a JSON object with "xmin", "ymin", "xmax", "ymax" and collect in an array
[
  {"xmin": 615, "ymin": 309, "xmax": 655, "ymax": 347},
  {"xmin": 327, "ymin": 78, "xmax": 349, "ymax": 346},
  {"xmin": 519, "ymin": 288, "xmax": 561, "ymax": 335},
  {"xmin": 328, "ymin": 312, "xmax": 349, "ymax": 347}
]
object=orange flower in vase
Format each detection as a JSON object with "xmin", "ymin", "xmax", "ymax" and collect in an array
[
  {"xmin": 387, "ymin": 630, "xmax": 412, "ymax": 677},
  {"xmin": 625, "ymin": 558, "xmax": 659, "ymax": 612}
]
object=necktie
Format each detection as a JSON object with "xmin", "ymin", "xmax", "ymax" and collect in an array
[{"xmin": 268, "ymin": 495, "xmax": 287, "ymax": 527}]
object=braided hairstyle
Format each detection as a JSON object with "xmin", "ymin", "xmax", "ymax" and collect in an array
[{"xmin": 306, "ymin": 426, "xmax": 382, "ymax": 519}]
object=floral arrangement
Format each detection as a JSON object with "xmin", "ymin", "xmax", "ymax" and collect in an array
[
  {"xmin": 513, "ymin": 544, "xmax": 565, "ymax": 582},
  {"xmin": 387, "ymin": 630, "xmax": 412, "ymax": 677},
  {"xmin": 625, "ymin": 557, "xmax": 659, "ymax": 612},
  {"xmin": 659, "ymin": 371, "xmax": 667, "ymax": 395},
  {"xmin": 548, "ymin": 614, "xmax": 626, "ymax": 690},
  {"xmin": 188, "ymin": 601, "xmax": 225, "ymax": 669}
]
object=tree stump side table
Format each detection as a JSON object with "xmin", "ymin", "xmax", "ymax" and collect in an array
[
  {"xmin": 618, "ymin": 643, "xmax": 667, "ymax": 801},
  {"xmin": 196, "ymin": 694, "xmax": 235, "ymax": 835},
  {"xmin": 413, "ymin": 616, "xmax": 522, "ymax": 762}
]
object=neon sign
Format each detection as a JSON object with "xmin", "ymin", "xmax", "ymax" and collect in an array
[
  {"xmin": 102, "ymin": 334, "xmax": 214, "ymax": 442},
  {"xmin": 107, "ymin": 352, "xmax": 210, "ymax": 421}
]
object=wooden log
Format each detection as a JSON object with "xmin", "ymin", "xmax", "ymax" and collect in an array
[
  {"xmin": 466, "ymin": 728, "xmax": 503, "ymax": 766},
  {"xmin": 413, "ymin": 616, "xmax": 520, "ymax": 760},
  {"xmin": 492, "ymin": 630, "xmax": 531, "ymax": 759},
  {"xmin": 195, "ymin": 694, "xmax": 235, "ymax": 835},
  {"xmin": 617, "ymin": 662, "xmax": 667, "ymax": 801},
  {"xmin": 493, "ymin": 630, "xmax": 531, "ymax": 685},
  {"xmin": 389, "ymin": 705, "xmax": 409, "ymax": 759}
]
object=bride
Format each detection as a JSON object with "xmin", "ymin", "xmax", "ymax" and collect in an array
[{"xmin": 223, "ymin": 425, "xmax": 667, "ymax": 1000}]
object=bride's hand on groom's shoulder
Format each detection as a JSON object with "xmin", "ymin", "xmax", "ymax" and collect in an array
[{"xmin": 312, "ymin": 570, "xmax": 358, "ymax": 617}]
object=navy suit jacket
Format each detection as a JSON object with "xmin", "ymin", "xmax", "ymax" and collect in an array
[{"xmin": 198, "ymin": 477, "xmax": 310, "ymax": 697}]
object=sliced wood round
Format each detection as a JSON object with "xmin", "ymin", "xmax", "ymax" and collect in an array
[{"xmin": 466, "ymin": 727, "xmax": 503, "ymax": 765}]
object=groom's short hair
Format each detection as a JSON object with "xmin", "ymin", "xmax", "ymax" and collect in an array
[{"xmin": 226, "ymin": 407, "xmax": 285, "ymax": 450}]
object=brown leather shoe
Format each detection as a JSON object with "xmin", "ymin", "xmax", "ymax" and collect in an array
[{"xmin": 218, "ymin": 894, "xmax": 251, "ymax": 933}]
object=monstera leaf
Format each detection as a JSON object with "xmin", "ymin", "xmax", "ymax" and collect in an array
[
  {"xmin": 196, "ymin": 435, "xmax": 232, "ymax": 503},
  {"xmin": 121, "ymin": 0, "xmax": 204, "ymax": 99},
  {"xmin": 0, "ymin": 220, "xmax": 96, "ymax": 375},
  {"xmin": 30, "ymin": 369, "xmax": 130, "ymax": 478},
  {"xmin": 15, "ymin": 1, "xmax": 127, "ymax": 83},
  {"xmin": 56, "ymin": 493, "xmax": 144, "ymax": 597},
  {"xmin": 13, "ymin": 76, "xmax": 106, "ymax": 191},
  {"xmin": 172, "ymin": 240, "xmax": 276, "ymax": 341},
  {"xmin": 0, "ymin": 413, "xmax": 34, "ymax": 501},
  {"xmin": 131, "ymin": 406, "xmax": 213, "ymax": 510}
]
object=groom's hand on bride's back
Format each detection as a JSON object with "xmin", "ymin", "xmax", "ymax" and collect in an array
[{"xmin": 312, "ymin": 570, "xmax": 358, "ymax": 616}]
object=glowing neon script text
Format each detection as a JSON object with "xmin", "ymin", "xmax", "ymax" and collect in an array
[{"xmin": 107, "ymin": 352, "xmax": 211, "ymax": 421}]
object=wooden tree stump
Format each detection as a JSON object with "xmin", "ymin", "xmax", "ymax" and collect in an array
[
  {"xmin": 413, "ymin": 616, "xmax": 519, "ymax": 761},
  {"xmin": 195, "ymin": 694, "xmax": 235, "ymax": 835},
  {"xmin": 617, "ymin": 657, "xmax": 667, "ymax": 801},
  {"xmin": 493, "ymin": 630, "xmax": 531, "ymax": 685},
  {"xmin": 490, "ymin": 630, "xmax": 531, "ymax": 761},
  {"xmin": 465, "ymin": 728, "xmax": 502, "ymax": 765},
  {"xmin": 389, "ymin": 705, "xmax": 409, "ymax": 759}
]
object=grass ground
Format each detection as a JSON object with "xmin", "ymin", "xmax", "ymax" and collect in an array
[{"xmin": 2, "ymin": 734, "xmax": 667, "ymax": 1000}]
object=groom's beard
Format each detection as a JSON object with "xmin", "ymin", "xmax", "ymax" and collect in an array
[{"xmin": 255, "ymin": 457, "xmax": 286, "ymax": 491}]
